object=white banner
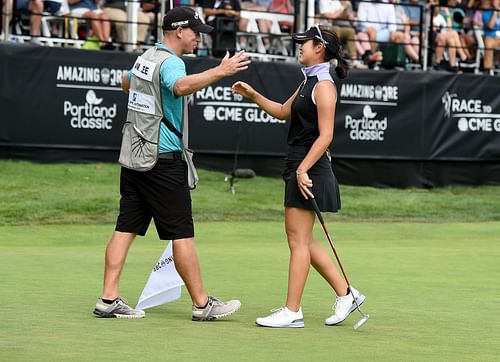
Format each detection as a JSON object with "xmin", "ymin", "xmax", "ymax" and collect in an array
[{"xmin": 136, "ymin": 241, "xmax": 184, "ymax": 311}]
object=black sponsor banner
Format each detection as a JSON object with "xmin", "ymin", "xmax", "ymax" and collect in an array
[
  {"xmin": 424, "ymin": 73, "xmax": 500, "ymax": 160},
  {"xmin": 333, "ymin": 71, "xmax": 425, "ymax": 159},
  {"xmin": 0, "ymin": 43, "xmax": 136, "ymax": 150},
  {"xmin": 1, "ymin": 43, "xmax": 499, "ymax": 163}
]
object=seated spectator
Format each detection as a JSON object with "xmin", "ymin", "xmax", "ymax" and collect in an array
[
  {"xmin": 203, "ymin": 0, "xmax": 241, "ymax": 56},
  {"xmin": 391, "ymin": 0, "xmax": 420, "ymax": 63},
  {"xmin": 356, "ymin": 0, "xmax": 398, "ymax": 53},
  {"xmin": 355, "ymin": 31, "xmax": 383, "ymax": 67},
  {"xmin": 404, "ymin": 0, "xmax": 423, "ymax": 61},
  {"xmin": 482, "ymin": 0, "xmax": 500, "ymax": 72},
  {"xmin": 102, "ymin": 0, "xmax": 151, "ymax": 49},
  {"xmin": 68, "ymin": 0, "xmax": 112, "ymax": 48},
  {"xmin": 240, "ymin": 0, "xmax": 272, "ymax": 33},
  {"xmin": 473, "ymin": 0, "xmax": 487, "ymax": 28},
  {"xmin": 239, "ymin": 0, "xmax": 272, "ymax": 50},
  {"xmin": 404, "ymin": 0, "xmax": 422, "ymax": 34},
  {"xmin": 142, "ymin": 0, "xmax": 160, "ymax": 39},
  {"xmin": 319, "ymin": 0, "xmax": 358, "ymax": 65},
  {"xmin": 356, "ymin": 0, "xmax": 400, "ymax": 67},
  {"xmin": 142, "ymin": 0, "xmax": 158, "ymax": 23},
  {"xmin": 442, "ymin": 0, "xmax": 474, "ymax": 61},
  {"xmin": 269, "ymin": 0, "xmax": 293, "ymax": 33},
  {"xmin": 432, "ymin": 4, "xmax": 470, "ymax": 70},
  {"xmin": 174, "ymin": 0, "xmax": 194, "ymax": 5},
  {"xmin": 2, "ymin": 0, "xmax": 44, "ymax": 44}
]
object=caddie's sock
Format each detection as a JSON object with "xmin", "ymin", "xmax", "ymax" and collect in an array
[
  {"xmin": 102, "ymin": 298, "xmax": 116, "ymax": 304},
  {"xmin": 196, "ymin": 300, "xmax": 209, "ymax": 309}
]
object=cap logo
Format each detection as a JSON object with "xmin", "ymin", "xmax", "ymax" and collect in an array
[{"xmin": 171, "ymin": 20, "xmax": 189, "ymax": 27}]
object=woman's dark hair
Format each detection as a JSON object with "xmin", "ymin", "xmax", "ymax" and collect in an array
[{"xmin": 312, "ymin": 26, "xmax": 349, "ymax": 79}]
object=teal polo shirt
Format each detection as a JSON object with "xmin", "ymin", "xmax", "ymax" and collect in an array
[{"xmin": 128, "ymin": 43, "xmax": 186, "ymax": 153}]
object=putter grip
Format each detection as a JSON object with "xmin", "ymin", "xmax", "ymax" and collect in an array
[{"xmin": 310, "ymin": 197, "xmax": 325, "ymax": 224}]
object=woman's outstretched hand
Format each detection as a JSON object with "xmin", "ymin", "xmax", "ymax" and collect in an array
[{"xmin": 231, "ymin": 81, "xmax": 257, "ymax": 100}]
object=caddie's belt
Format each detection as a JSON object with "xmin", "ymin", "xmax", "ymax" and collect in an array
[{"xmin": 158, "ymin": 152, "xmax": 183, "ymax": 160}]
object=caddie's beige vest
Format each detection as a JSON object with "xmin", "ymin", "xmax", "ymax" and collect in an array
[{"xmin": 118, "ymin": 46, "xmax": 171, "ymax": 171}]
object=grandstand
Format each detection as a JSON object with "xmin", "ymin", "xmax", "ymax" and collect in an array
[{"xmin": 1, "ymin": 0, "xmax": 499, "ymax": 72}]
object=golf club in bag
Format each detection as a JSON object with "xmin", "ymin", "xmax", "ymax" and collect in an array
[{"xmin": 310, "ymin": 196, "xmax": 370, "ymax": 330}]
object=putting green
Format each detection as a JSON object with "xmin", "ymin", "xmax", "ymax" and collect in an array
[{"xmin": 0, "ymin": 221, "xmax": 499, "ymax": 361}]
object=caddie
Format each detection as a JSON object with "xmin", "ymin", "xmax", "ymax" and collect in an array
[{"xmin": 93, "ymin": 6, "xmax": 250, "ymax": 320}]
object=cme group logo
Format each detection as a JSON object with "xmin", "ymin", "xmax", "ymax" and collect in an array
[
  {"xmin": 457, "ymin": 118, "xmax": 469, "ymax": 132},
  {"xmin": 203, "ymin": 106, "xmax": 216, "ymax": 121},
  {"xmin": 441, "ymin": 91, "xmax": 500, "ymax": 132},
  {"xmin": 191, "ymin": 86, "xmax": 285, "ymax": 124}
]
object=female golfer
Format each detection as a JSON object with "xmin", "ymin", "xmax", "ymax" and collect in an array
[{"xmin": 232, "ymin": 25, "xmax": 365, "ymax": 328}]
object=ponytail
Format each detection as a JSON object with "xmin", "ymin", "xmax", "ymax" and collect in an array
[
  {"xmin": 332, "ymin": 50, "xmax": 349, "ymax": 79},
  {"xmin": 315, "ymin": 27, "xmax": 349, "ymax": 79}
]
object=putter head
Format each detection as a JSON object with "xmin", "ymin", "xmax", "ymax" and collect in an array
[{"xmin": 353, "ymin": 314, "xmax": 370, "ymax": 330}]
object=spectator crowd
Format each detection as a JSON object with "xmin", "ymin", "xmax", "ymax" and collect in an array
[{"xmin": 1, "ymin": 0, "xmax": 499, "ymax": 73}]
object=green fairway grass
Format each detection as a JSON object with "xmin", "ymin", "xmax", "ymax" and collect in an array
[
  {"xmin": 1, "ymin": 222, "xmax": 499, "ymax": 361},
  {"xmin": 1, "ymin": 160, "xmax": 500, "ymax": 225}
]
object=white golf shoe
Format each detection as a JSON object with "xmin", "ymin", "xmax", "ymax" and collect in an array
[
  {"xmin": 256, "ymin": 306, "xmax": 304, "ymax": 328},
  {"xmin": 325, "ymin": 287, "xmax": 366, "ymax": 326}
]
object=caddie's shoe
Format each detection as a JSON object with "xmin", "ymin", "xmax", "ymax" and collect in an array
[
  {"xmin": 93, "ymin": 297, "xmax": 145, "ymax": 319},
  {"xmin": 325, "ymin": 287, "xmax": 365, "ymax": 326},
  {"xmin": 192, "ymin": 296, "xmax": 241, "ymax": 321},
  {"xmin": 256, "ymin": 306, "xmax": 304, "ymax": 328}
]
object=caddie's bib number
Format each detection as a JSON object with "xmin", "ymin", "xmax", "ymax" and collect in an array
[{"xmin": 132, "ymin": 56, "xmax": 157, "ymax": 82}]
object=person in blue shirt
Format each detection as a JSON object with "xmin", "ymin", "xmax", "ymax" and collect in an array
[
  {"xmin": 93, "ymin": 6, "xmax": 251, "ymax": 321},
  {"xmin": 482, "ymin": 0, "xmax": 500, "ymax": 72}
]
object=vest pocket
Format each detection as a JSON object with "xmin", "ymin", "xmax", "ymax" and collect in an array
[{"xmin": 119, "ymin": 121, "xmax": 159, "ymax": 171}]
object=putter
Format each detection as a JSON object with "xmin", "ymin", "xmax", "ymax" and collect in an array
[{"xmin": 310, "ymin": 196, "xmax": 370, "ymax": 330}]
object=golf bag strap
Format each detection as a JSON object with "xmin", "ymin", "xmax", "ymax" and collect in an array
[
  {"xmin": 161, "ymin": 117, "xmax": 183, "ymax": 139},
  {"xmin": 161, "ymin": 98, "xmax": 190, "ymax": 148}
]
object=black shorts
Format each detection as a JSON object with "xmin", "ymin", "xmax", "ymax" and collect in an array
[
  {"xmin": 115, "ymin": 158, "xmax": 194, "ymax": 240},
  {"xmin": 283, "ymin": 146, "xmax": 341, "ymax": 213}
]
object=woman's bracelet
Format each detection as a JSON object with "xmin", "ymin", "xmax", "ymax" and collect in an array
[{"xmin": 296, "ymin": 170, "xmax": 307, "ymax": 176}]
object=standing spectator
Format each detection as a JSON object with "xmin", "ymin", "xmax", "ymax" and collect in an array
[
  {"xmin": 319, "ymin": 0, "xmax": 358, "ymax": 65},
  {"xmin": 482, "ymin": 0, "xmax": 500, "ymax": 72},
  {"xmin": 69, "ymin": 0, "xmax": 112, "ymax": 47},
  {"xmin": 102, "ymin": 0, "xmax": 151, "ymax": 49}
]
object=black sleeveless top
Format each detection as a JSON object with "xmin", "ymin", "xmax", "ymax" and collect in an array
[{"xmin": 287, "ymin": 62, "xmax": 334, "ymax": 148}]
